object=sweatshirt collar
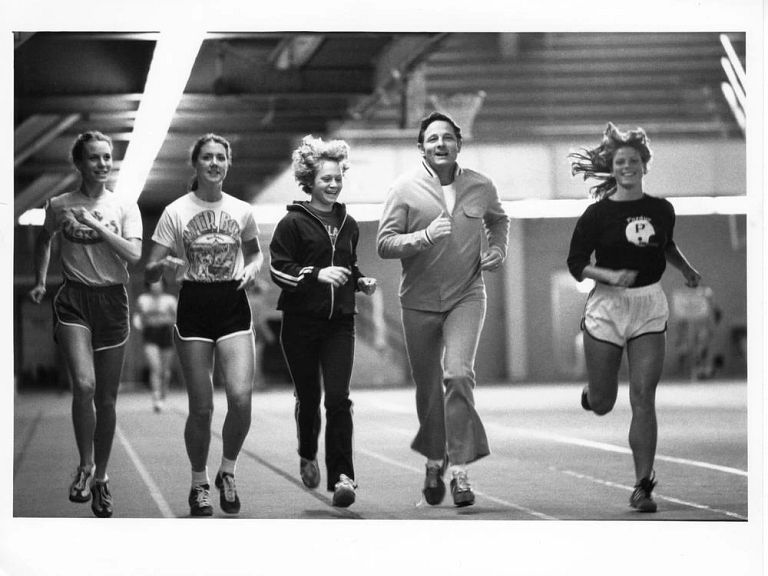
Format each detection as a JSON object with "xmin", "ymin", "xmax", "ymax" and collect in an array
[
  {"xmin": 421, "ymin": 159, "xmax": 462, "ymax": 181},
  {"xmin": 287, "ymin": 200, "xmax": 346, "ymax": 218}
]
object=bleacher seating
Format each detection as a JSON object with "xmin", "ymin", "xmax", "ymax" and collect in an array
[{"xmin": 343, "ymin": 32, "xmax": 746, "ymax": 141}]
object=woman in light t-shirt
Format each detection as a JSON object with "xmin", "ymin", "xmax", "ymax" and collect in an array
[
  {"xmin": 29, "ymin": 131, "xmax": 143, "ymax": 518},
  {"xmin": 145, "ymin": 133, "xmax": 263, "ymax": 517}
]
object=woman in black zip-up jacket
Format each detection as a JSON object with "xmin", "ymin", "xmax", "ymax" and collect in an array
[{"xmin": 269, "ymin": 135, "xmax": 377, "ymax": 508}]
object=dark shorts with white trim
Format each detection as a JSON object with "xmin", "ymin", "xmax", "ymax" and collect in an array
[
  {"xmin": 53, "ymin": 280, "xmax": 129, "ymax": 351},
  {"xmin": 176, "ymin": 280, "xmax": 253, "ymax": 343},
  {"xmin": 143, "ymin": 325, "xmax": 174, "ymax": 349}
]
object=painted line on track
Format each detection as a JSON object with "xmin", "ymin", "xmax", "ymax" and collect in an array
[
  {"xmin": 558, "ymin": 468, "xmax": 747, "ymax": 520},
  {"xmin": 486, "ymin": 423, "xmax": 748, "ymax": 477},
  {"xmin": 360, "ymin": 428, "xmax": 558, "ymax": 520},
  {"xmin": 115, "ymin": 424, "xmax": 175, "ymax": 518},
  {"xmin": 13, "ymin": 409, "xmax": 44, "ymax": 480}
]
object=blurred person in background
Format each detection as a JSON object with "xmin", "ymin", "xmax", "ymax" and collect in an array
[{"xmin": 133, "ymin": 278, "xmax": 177, "ymax": 412}]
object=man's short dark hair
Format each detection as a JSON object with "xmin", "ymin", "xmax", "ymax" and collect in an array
[{"xmin": 417, "ymin": 112, "xmax": 462, "ymax": 145}]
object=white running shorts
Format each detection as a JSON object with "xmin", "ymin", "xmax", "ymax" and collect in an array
[{"xmin": 582, "ymin": 282, "xmax": 669, "ymax": 348}]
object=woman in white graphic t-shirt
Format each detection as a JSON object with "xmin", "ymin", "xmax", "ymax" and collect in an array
[{"xmin": 146, "ymin": 133, "xmax": 263, "ymax": 517}]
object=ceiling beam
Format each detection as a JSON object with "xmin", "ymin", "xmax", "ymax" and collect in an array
[
  {"xmin": 14, "ymin": 173, "xmax": 79, "ymax": 219},
  {"xmin": 15, "ymin": 113, "xmax": 81, "ymax": 168},
  {"xmin": 269, "ymin": 35, "xmax": 325, "ymax": 70},
  {"xmin": 14, "ymin": 32, "xmax": 36, "ymax": 50}
]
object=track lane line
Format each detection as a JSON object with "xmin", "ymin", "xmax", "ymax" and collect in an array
[
  {"xmin": 13, "ymin": 409, "xmax": 44, "ymax": 480},
  {"xmin": 115, "ymin": 424, "xmax": 175, "ymax": 518},
  {"xmin": 167, "ymin": 406, "xmax": 368, "ymax": 519},
  {"xmin": 360, "ymin": 426, "xmax": 558, "ymax": 520},
  {"xmin": 485, "ymin": 423, "xmax": 748, "ymax": 477},
  {"xmin": 558, "ymin": 468, "xmax": 747, "ymax": 520}
]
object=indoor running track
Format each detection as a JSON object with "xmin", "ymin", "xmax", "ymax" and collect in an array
[{"xmin": 12, "ymin": 380, "xmax": 748, "ymax": 521}]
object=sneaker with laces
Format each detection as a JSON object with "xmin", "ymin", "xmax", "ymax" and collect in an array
[
  {"xmin": 69, "ymin": 466, "xmax": 93, "ymax": 503},
  {"xmin": 581, "ymin": 386, "xmax": 592, "ymax": 411},
  {"xmin": 300, "ymin": 457, "xmax": 320, "ymax": 489},
  {"xmin": 188, "ymin": 483, "xmax": 214, "ymax": 517},
  {"xmin": 214, "ymin": 472, "xmax": 241, "ymax": 514},
  {"xmin": 90, "ymin": 480, "xmax": 113, "ymax": 518},
  {"xmin": 422, "ymin": 463, "xmax": 446, "ymax": 505},
  {"xmin": 332, "ymin": 474, "xmax": 357, "ymax": 508},
  {"xmin": 450, "ymin": 470, "xmax": 475, "ymax": 507},
  {"xmin": 629, "ymin": 473, "xmax": 658, "ymax": 512}
]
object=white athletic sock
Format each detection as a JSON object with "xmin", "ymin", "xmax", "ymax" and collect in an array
[
  {"xmin": 219, "ymin": 457, "xmax": 237, "ymax": 476},
  {"xmin": 449, "ymin": 464, "xmax": 467, "ymax": 477},
  {"xmin": 191, "ymin": 467, "xmax": 209, "ymax": 486},
  {"xmin": 426, "ymin": 458, "xmax": 444, "ymax": 468}
]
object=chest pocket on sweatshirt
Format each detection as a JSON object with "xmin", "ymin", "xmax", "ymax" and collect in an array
[{"xmin": 462, "ymin": 204, "xmax": 485, "ymax": 219}]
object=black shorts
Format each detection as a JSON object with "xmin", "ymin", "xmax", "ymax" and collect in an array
[
  {"xmin": 53, "ymin": 280, "xmax": 129, "ymax": 351},
  {"xmin": 143, "ymin": 325, "xmax": 174, "ymax": 349},
  {"xmin": 176, "ymin": 281, "xmax": 253, "ymax": 343}
]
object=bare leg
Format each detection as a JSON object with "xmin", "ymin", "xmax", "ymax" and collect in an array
[
  {"xmin": 174, "ymin": 335, "xmax": 215, "ymax": 472},
  {"xmin": 582, "ymin": 331, "xmax": 623, "ymax": 415},
  {"xmin": 626, "ymin": 332, "xmax": 665, "ymax": 482},
  {"xmin": 144, "ymin": 343, "xmax": 162, "ymax": 404},
  {"xmin": 214, "ymin": 333, "xmax": 255, "ymax": 461},
  {"xmin": 92, "ymin": 345, "xmax": 126, "ymax": 480},
  {"xmin": 57, "ymin": 325, "xmax": 97, "ymax": 470}
]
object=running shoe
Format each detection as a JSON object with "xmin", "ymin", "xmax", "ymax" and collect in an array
[
  {"xmin": 214, "ymin": 472, "xmax": 241, "ymax": 514},
  {"xmin": 450, "ymin": 470, "xmax": 475, "ymax": 507},
  {"xmin": 90, "ymin": 480, "xmax": 113, "ymax": 518},
  {"xmin": 69, "ymin": 466, "xmax": 93, "ymax": 503},
  {"xmin": 422, "ymin": 462, "xmax": 446, "ymax": 505},
  {"xmin": 630, "ymin": 473, "xmax": 658, "ymax": 512},
  {"xmin": 300, "ymin": 457, "xmax": 320, "ymax": 489},
  {"xmin": 332, "ymin": 474, "xmax": 357, "ymax": 508},
  {"xmin": 188, "ymin": 483, "xmax": 214, "ymax": 517},
  {"xmin": 581, "ymin": 385, "xmax": 592, "ymax": 411}
]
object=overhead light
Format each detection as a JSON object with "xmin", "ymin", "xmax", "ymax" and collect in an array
[{"xmin": 114, "ymin": 30, "xmax": 205, "ymax": 202}]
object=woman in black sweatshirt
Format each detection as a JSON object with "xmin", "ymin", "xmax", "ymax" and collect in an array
[{"xmin": 269, "ymin": 135, "xmax": 376, "ymax": 508}]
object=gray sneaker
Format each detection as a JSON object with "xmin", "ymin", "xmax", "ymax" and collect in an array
[{"xmin": 450, "ymin": 470, "xmax": 475, "ymax": 507}]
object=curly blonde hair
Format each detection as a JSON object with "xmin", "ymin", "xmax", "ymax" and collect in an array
[
  {"xmin": 569, "ymin": 122, "xmax": 653, "ymax": 199},
  {"xmin": 292, "ymin": 135, "xmax": 350, "ymax": 194}
]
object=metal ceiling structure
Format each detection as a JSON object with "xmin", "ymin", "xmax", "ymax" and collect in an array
[{"xmin": 14, "ymin": 32, "xmax": 443, "ymax": 218}]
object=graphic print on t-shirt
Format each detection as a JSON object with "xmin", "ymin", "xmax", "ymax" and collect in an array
[
  {"xmin": 624, "ymin": 216, "xmax": 657, "ymax": 247},
  {"xmin": 182, "ymin": 209, "xmax": 242, "ymax": 281},
  {"xmin": 325, "ymin": 224, "xmax": 339, "ymax": 245},
  {"xmin": 62, "ymin": 209, "xmax": 118, "ymax": 244}
]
